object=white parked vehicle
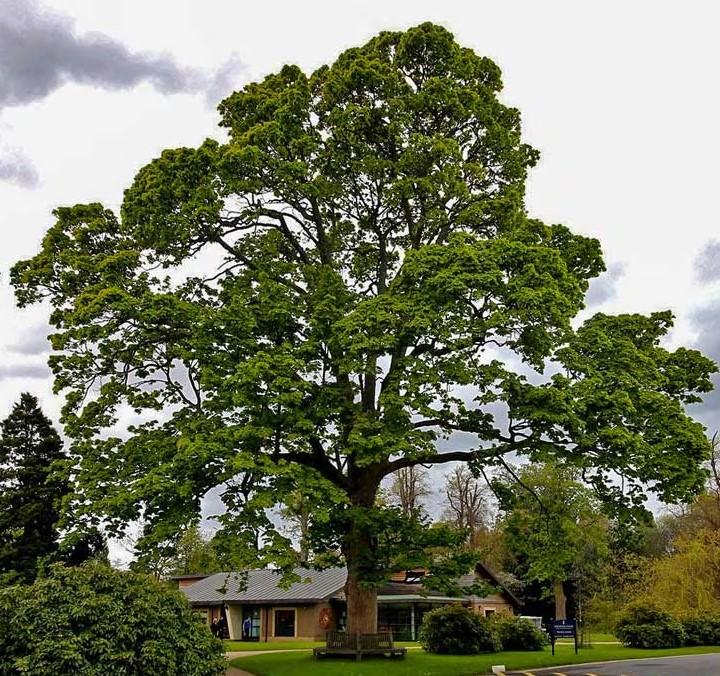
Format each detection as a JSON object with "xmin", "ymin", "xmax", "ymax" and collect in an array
[{"xmin": 519, "ymin": 615, "xmax": 546, "ymax": 632}]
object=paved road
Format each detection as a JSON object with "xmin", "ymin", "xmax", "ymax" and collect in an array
[
  {"xmin": 507, "ymin": 653, "xmax": 720, "ymax": 675},
  {"xmin": 225, "ymin": 650, "xmax": 309, "ymax": 676},
  {"xmin": 225, "ymin": 650, "xmax": 720, "ymax": 676},
  {"xmin": 225, "ymin": 651, "xmax": 255, "ymax": 676},
  {"xmin": 226, "ymin": 668, "xmax": 253, "ymax": 676}
]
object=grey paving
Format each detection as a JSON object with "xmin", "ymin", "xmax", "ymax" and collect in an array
[{"xmin": 506, "ymin": 652, "xmax": 720, "ymax": 676}]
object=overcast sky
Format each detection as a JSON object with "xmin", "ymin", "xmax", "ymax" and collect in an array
[{"xmin": 1, "ymin": 1, "xmax": 719, "ymax": 526}]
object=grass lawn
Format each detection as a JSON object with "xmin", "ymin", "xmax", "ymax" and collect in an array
[
  {"xmin": 230, "ymin": 643, "xmax": 720, "ymax": 675},
  {"xmin": 224, "ymin": 640, "xmax": 322, "ymax": 651},
  {"xmin": 572, "ymin": 631, "xmax": 618, "ymax": 643},
  {"xmin": 224, "ymin": 640, "xmax": 418, "ymax": 651}
]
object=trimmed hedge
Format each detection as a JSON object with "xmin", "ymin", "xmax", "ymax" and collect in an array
[{"xmin": 419, "ymin": 605, "xmax": 501, "ymax": 654}]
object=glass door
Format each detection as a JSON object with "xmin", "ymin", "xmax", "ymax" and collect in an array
[{"xmin": 242, "ymin": 607, "xmax": 261, "ymax": 641}]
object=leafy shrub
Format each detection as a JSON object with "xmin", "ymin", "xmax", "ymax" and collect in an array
[
  {"xmin": 492, "ymin": 614, "xmax": 548, "ymax": 651},
  {"xmin": 682, "ymin": 614, "xmax": 720, "ymax": 646},
  {"xmin": 419, "ymin": 604, "xmax": 501, "ymax": 654},
  {"xmin": 615, "ymin": 603, "xmax": 685, "ymax": 649},
  {"xmin": 0, "ymin": 561, "xmax": 225, "ymax": 676}
]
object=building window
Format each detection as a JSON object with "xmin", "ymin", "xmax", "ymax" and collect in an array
[
  {"xmin": 484, "ymin": 609, "xmax": 495, "ymax": 617},
  {"xmin": 404, "ymin": 570, "xmax": 425, "ymax": 583},
  {"xmin": 274, "ymin": 609, "xmax": 295, "ymax": 637},
  {"xmin": 242, "ymin": 607, "xmax": 261, "ymax": 640}
]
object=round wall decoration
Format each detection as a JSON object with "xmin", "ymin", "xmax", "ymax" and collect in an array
[{"xmin": 318, "ymin": 607, "xmax": 332, "ymax": 629}]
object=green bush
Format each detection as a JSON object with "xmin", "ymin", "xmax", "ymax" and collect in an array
[
  {"xmin": 615, "ymin": 603, "xmax": 685, "ymax": 649},
  {"xmin": 492, "ymin": 614, "xmax": 548, "ymax": 651},
  {"xmin": 419, "ymin": 604, "xmax": 501, "ymax": 654},
  {"xmin": 0, "ymin": 561, "xmax": 225, "ymax": 676},
  {"xmin": 681, "ymin": 614, "xmax": 720, "ymax": 646}
]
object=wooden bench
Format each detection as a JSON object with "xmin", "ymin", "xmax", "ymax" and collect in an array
[{"xmin": 313, "ymin": 631, "xmax": 407, "ymax": 661}]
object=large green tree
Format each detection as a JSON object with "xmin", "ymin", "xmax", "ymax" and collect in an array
[
  {"xmin": 0, "ymin": 393, "xmax": 67, "ymax": 583},
  {"xmin": 10, "ymin": 24, "xmax": 716, "ymax": 632}
]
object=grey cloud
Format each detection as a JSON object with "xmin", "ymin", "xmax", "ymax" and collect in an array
[
  {"xmin": 687, "ymin": 300, "xmax": 720, "ymax": 431},
  {"xmin": 689, "ymin": 301, "xmax": 720, "ymax": 367},
  {"xmin": 0, "ymin": 0, "xmax": 243, "ymax": 110},
  {"xmin": 0, "ymin": 363, "xmax": 50, "ymax": 380},
  {"xmin": 8, "ymin": 327, "xmax": 50, "ymax": 355},
  {"xmin": 205, "ymin": 53, "xmax": 245, "ymax": 108},
  {"xmin": 200, "ymin": 486, "xmax": 226, "ymax": 528},
  {"xmin": 585, "ymin": 261, "xmax": 626, "ymax": 308},
  {"xmin": 694, "ymin": 240, "xmax": 720, "ymax": 285},
  {"xmin": 0, "ymin": 145, "xmax": 39, "ymax": 188}
]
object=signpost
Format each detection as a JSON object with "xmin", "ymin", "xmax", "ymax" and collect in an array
[{"xmin": 549, "ymin": 619, "xmax": 578, "ymax": 655}]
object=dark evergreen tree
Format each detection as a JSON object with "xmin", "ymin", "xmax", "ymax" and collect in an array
[{"xmin": 0, "ymin": 393, "xmax": 68, "ymax": 583}]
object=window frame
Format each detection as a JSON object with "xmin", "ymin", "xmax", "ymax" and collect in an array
[{"xmin": 273, "ymin": 607, "xmax": 297, "ymax": 638}]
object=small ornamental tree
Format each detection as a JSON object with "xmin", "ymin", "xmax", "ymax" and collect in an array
[
  {"xmin": 0, "ymin": 562, "xmax": 225, "ymax": 676},
  {"xmin": 10, "ymin": 23, "xmax": 716, "ymax": 633}
]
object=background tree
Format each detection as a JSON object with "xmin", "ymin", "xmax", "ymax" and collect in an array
[
  {"xmin": 11, "ymin": 23, "xmax": 716, "ymax": 633},
  {"xmin": 126, "ymin": 520, "xmax": 254, "ymax": 578},
  {"xmin": 0, "ymin": 393, "xmax": 68, "ymax": 583},
  {"xmin": 494, "ymin": 463, "xmax": 609, "ymax": 620},
  {"xmin": 57, "ymin": 526, "xmax": 108, "ymax": 567},
  {"xmin": 386, "ymin": 466, "xmax": 433, "ymax": 519},
  {"xmin": 165, "ymin": 523, "xmax": 219, "ymax": 576},
  {"xmin": 633, "ymin": 528, "xmax": 720, "ymax": 616},
  {"xmin": 661, "ymin": 432, "xmax": 720, "ymax": 535},
  {"xmin": 441, "ymin": 465, "xmax": 492, "ymax": 549},
  {"xmin": 583, "ymin": 433, "xmax": 720, "ymax": 631}
]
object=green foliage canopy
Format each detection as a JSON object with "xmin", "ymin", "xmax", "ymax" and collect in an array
[
  {"xmin": 10, "ymin": 22, "xmax": 716, "ymax": 629},
  {"xmin": 495, "ymin": 464, "xmax": 608, "ymax": 587}
]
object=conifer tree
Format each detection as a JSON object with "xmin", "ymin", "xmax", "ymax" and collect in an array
[{"xmin": 0, "ymin": 393, "xmax": 67, "ymax": 583}]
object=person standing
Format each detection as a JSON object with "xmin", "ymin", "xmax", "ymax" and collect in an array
[
  {"xmin": 217, "ymin": 615, "xmax": 227, "ymax": 639},
  {"xmin": 242, "ymin": 616, "xmax": 251, "ymax": 640}
]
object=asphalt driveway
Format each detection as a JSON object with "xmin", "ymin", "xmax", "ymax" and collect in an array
[{"xmin": 507, "ymin": 652, "xmax": 720, "ymax": 675}]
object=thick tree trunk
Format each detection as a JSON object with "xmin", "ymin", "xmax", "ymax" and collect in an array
[
  {"xmin": 342, "ymin": 479, "xmax": 380, "ymax": 635},
  {"xmin": 345, "ymin": 567, "xmax": 378, "ymax": 635},
  {"xmin": 554, "ymin": 579, "xmax": 567, "ymax": 620}
]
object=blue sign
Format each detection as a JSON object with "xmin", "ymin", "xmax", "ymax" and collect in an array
[
  {"xmin": 551, "ymin": 619, "xmax": 576, "ymax": 638},
  {"xmin": 550, "ymin": 619, "xmax": 578, "ymax": 655}
]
